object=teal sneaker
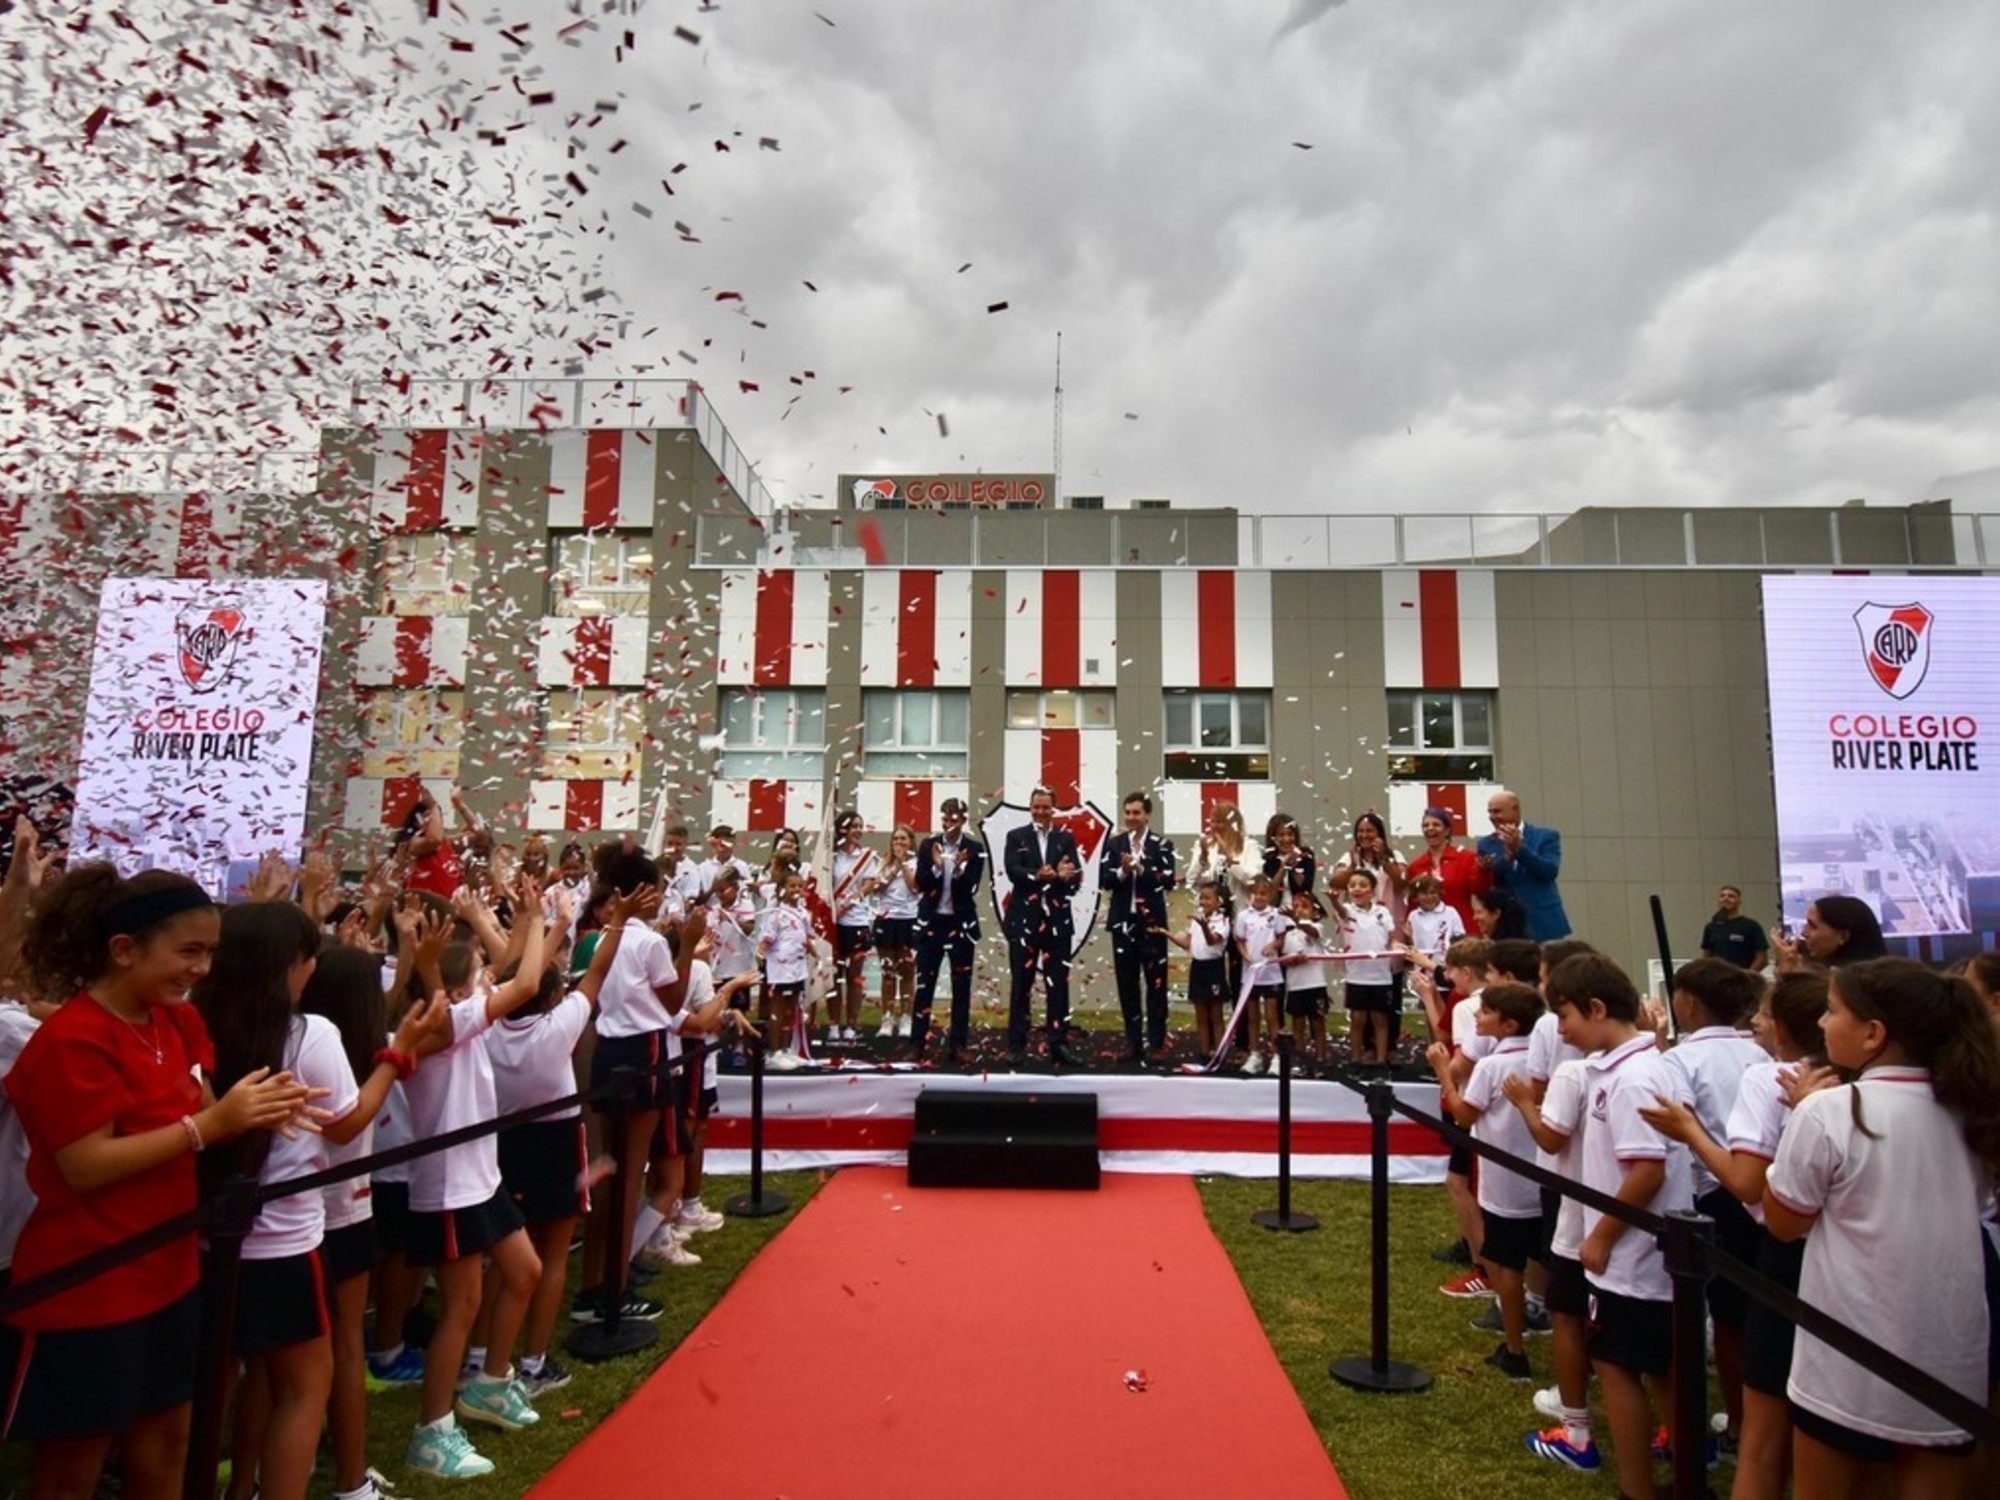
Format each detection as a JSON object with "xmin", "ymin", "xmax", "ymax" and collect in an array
[
  {"xmin": 455, "ymin": 1374, "xmax": 541, "ymax": 1432},
  {"xmin": 405, "ymin": 1420, "xmax": 495, "ymax": 1479}
]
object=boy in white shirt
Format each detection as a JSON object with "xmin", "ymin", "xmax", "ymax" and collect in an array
[
  {"xmin": 1335, "ymin": 869, "xmax": 1400, "ymax": 1067},
  {"xmin": 1232, "ymin": 876, "xmax": 1291, "ymax": 1075},
  {"xmin": 1659, "ymin": 956, "xmax": 1767, "ymax": 1453},
  {"xmin": 1534, "ymin": 952, "xmax": 1693, "ymax": 1499},
  {"xmin": 1410, "ymin": 936, "xmax": 1495, "ymax": 1295},
  {"xmin": 1429, "ymin": 980, "xmax": 1546, "ymax": 1381}
]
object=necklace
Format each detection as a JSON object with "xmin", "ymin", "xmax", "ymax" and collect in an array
[{"xmin": 94, "ymin": 994, "xmax": 163, "ymax": 1064}]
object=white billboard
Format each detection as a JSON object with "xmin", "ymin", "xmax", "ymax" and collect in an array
[
  {"xmin": 1762, "ymin": 575, "xmax": 2000, "ymax": 939},
  {"xmin": 70, "ymin": 577, "xmax": 329, "ymax": 895}
]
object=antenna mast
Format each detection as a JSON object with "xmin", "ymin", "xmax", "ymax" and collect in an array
[{"xmin": 1052, "ymin": 331, "xmax": 1064, "ymax": 506}]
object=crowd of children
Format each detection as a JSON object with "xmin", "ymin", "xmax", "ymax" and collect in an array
[
  {"xmin": 4, "ymin": 793, "xmax": 1998, "ymax": 1499},
  {"xmin": 0, "ymin": 812, "xmax": 770, "ymax": 1499},
  {"xmin": 1417, "ymin": 916, "xmax": 2000, "ymax": 1500}
]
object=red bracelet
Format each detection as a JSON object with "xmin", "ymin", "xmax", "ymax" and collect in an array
[{"xmin": 373, "ymin": 1046, "xmax": 417, "ymax": 1081}]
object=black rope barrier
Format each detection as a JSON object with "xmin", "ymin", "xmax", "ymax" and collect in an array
[{"xmin": 1324, "ymin": 1066, "xmax": 2000, "ymax": 1500}]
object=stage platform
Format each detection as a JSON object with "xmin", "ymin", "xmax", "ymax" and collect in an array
[{"xmin": 705, "ymin": 1067, "xmax": 1449, "ymax": 1180}]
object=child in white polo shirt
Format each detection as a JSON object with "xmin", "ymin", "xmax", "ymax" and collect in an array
[
  {"xmin": 1534, "ymin": 952, "xmax": 1692, "ymax": 1500},
  {"xmin": 1428, "ymin": 980, "xmax": 1545, "ymax": 1382}
]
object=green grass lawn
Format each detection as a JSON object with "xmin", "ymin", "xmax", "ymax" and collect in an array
[
  {"xmin": 1199, "ymin": 1177, "xmax": 1716, "ymax": 1500},
  {"xmin": 3, "ymin": 1169, "xmax": 1711, "ymax": 1500}
]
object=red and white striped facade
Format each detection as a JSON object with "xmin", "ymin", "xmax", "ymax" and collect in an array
[
  {"xmin": 1004, "ymin": 728, "xmax": 1118, "ymax": 811},
  {"xmin": 856, "ymin": 569, "xmax": 974, "ymax": 686},
  {"xmin": 710, "ymin": 777, "xmax": 826, "ymax": 836},
  {"xmin": 715, "ymin": 568, "xmax": 831, "ymax": 686},
  {"xmin": 851, "ymin": 778, "xmax": 973, "ymax": 835},
  {"xmin": 369, "ymin": 430, "xmax": 483, "ymax": 532},
  {"xmin": 536, "ymin": 616, "xmax": 649, "ymax": 687},
  {"xmin": 526, "ymin": 776, "xmax": 642, "ymax": 833},
  {"xmin": 1160, "ymin": 570, "xmax": 1273, "ymax": 688},
  {"xmin": 1381, "ymin": 569, "xmax": 1502, "ymax": 839},
  {"xmin": 342, "ymin": 774, "xmax": 457, "ymax": 832},
  {"xmin": 353, "ymin": 615, "xmax": 470, "ymax": 687},
  {"xmin": 546, "ymin": 430, "xmax": 657, "ymax": 530},
  {"xmin": 1002, "ymin": 569, "xmax": 1119, "ymax": 687}
]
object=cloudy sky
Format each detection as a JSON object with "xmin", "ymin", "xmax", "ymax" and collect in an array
[{"xmin": 12, "ymin": 0, "xmax": 2000, "ymax": 516}]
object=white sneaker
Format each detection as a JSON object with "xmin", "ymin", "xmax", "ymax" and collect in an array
[
  {"xmin": 767, "ymin": 1049, "xmax": 801, "ymax": 1072},
  {"xmin": 675, "ymin": 1201, "xmax": 726, "ymax": 1234},
  {"xmin": 842, "ymin": 1025, "xmax": 858, "ymax": 1041},
  {"xmin": 877, "ymin": 1016, "xmax": 896, "ymax": 1037},
  {"xmin": 661, "ymin": 1234, "xmax": 702, "ymax": 1268},
  {"xmin": 1532, "ymin": 1385, "xmax": 1565, "ymax": 1421},
  {"xmin": 897, "ymin": 1015, "xmax": 912, "ymax": 1037},
  {"xmin": 1240, "ymin": 1051, "xmax": 1266, "ymax": 1076}
]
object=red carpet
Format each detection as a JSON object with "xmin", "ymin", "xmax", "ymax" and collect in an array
[{"xmin": 533, "ymin": 1167, "xmax": 1347, "ymax": 1499}]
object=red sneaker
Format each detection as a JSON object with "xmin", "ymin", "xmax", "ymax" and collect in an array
[{"xmin": 1438, "ymin": 1268, "xmax": 1493, "ymax": 1298}]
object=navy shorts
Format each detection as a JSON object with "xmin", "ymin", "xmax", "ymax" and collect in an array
[
  {"xmin": 372, "ymin": 1179, "xmax": 412, "ymax": 1257},
  {"xmin": 1478, "ymin": 1208, "xmax": 1541, "ymax": 1273},
  {"xmin": 1285, "ymin": 986, "xmax": 1328, "ymax": 1019},
  {"xmin": 235, "ymin": 1249, "xmax": 332, "ymax": 1356},
  {"xmin": 0, "ymin": 1287, "xmax": 200, "ymax": 1440},
  {"xmin": 1187, "ymin": 958, "xmax": 1228, "ymax": 1004},
  {"xmin": 835, "ymin": 924, "xmax": 872, "ymax": 958},
  {"xmin": 591, "ymin": 1029, "xmax": 675, "ymax": 1113},
  {"xmin": 1790, "ymin": 1402, "xmax": 1975, "ymax": 1462},
  {"xmin": 499, "ymin": 1117, "xmax": 589, "ymax": 1225},
  {"xmin": 404, "ymin": 1188, "xmax": 525, "ymax": 1267},
  {"xmin": 1698, "ymin": 1186, "xmax": 1760, "ymax": 1328},
  {"xmin": 1742, "ymin": 1228, "xmax": 1806, "ymax": 1397},
  {"xmin": 1344, "ymin": 982, "xmax": 1397, "ymax": 1015},
  {"xmin": 1586, "ymin": 1285, "xmax": 1673, "ymax": 1376},
  {"xmin": 321, "ymin": 1217, "xmax": 381, "ymax": 1287},
  {"xmin": 873, "ymin": 917, "xmax": 917, "ymax": 951},
  {"xmin": 1544, "ymin": 1253, "xmax": 1589, "ymax": 1318}
]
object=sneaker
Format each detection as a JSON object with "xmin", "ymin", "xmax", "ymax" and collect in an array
[
  {"xmin": 897, "ymin": 1015, "xmax": 912, "ymax": 1037},
  {"xmin": 1473, "ymin": 1302, "xmax": 1553, "ymax": 1334},
  {"xmin": 405, "ymin": 1422, "xmax": 494, "ymax": 1480},
  {"xmin": 877, "ymin": 1016, "xmax": 896, "ymax": 1037},
  {"xmin": 842, "ymin": 1025, "xmax": 857, "ymax": 1041},
  {"xmin": 570, "ymin": 1287, "xmax": 665, "ymax": 1323},
  {"xmin": 1650, "ymin": 1425, "xmax": 1720, "ymax": 1467},
  {"xmin": 1484, "ymin": 1343, "xmax": 1532, "ymax": 1381},
  {"xmin": 1525, "ymin": 1427, "xmax": 1601, "ymax": 1472},
  {"xmin": 1240, "ymin": 1051, "xmax": 1266, "ymax": 1076},
  {"xmin": 1531, "ymin": 1385, "xmax": 1566, "ymax": 1422},
  {"xmin": 365, "ymin": 1467, "xmax": 399, "ymax": 1497},
  {"xmin": 767, "ymin": 1049, "xmax": 802, "ymax": 1072},
  {"xmin": 658, "ymin": 1233, "xmax": 701, "ymax": 1268},
  {"xmin": 456, "ymin": 1374, "xmax": 541, "ymax": 1432},
  {"xmin": 674, "ymin": 1201, "xmax": 726, "ymax": 1234},
  {"xmin": 826, "ymin": 1027, "xmax": 842, "ymax": 1047},
  {"xmin": 1431, "ymin": 1237, "xmax": 1473, "ymax": 1265},
  {"xmin": 365, "ymin": 1346, "xmax": 425, "ymax": 1386},
  {"xmin": 1438, "ymin": 1268, "xmax": 1492, "ymax": 1298},
  {"xmin": 518, "ymin": 1359, "xmax": 573, "ymax": 1399}
]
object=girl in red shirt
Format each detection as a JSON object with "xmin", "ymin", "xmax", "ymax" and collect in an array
[{"xmin": 1, "ymin": 866, "xmax": 310, "ymax": 1500}]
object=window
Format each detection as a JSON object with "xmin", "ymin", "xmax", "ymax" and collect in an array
[
  {"xmin": 863, "ymin": 689, "xmax": 969, "ymax": 778},
  {"xmin": 1006, "ymin": 689, "xmax": 1114, "ymax": 731},
  {"xmin": 1134, "ymin": 498, "xmax": 1172, "ymax": 510},
  {"xmin": 542, "ymin": 689, "xmax": 644, "ymax": 779},
  {"xmin": 717, "ymin": 688, "xmax": 825, "ymax": 780},
  {"xmin": 358, "ymin": 689, "xmax": 464, "ymax": 777},
  {"xmin": 1067, "ymin": 495, "xmax": 1104, "ymax": 511},
  {"xmin": 1384, "ymin": 689, "xmax": 1496, "ymax": 782},
  {"xmin": 550, "ymin": 532, "xmax": 655, "ymax": 617},
  {"xmin": 376, "ymin": 535, "xmax": 478, "ymax": 615},
  {"xmin": 1162, "ymin": 690, "xmax": 1271, "ymax": 780}
]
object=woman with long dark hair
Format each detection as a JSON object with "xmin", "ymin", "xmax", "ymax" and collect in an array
[{"xmin": 1771, "ymin": 895, "xmax": 1889, "ymax": 971}]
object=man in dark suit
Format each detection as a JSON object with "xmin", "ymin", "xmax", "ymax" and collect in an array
[
  {"xmin": 1099, "ymin": 790, "xmax": 1177, "ymax": 1061},
  {"xmin": 1476, "ymin": 789, "xmax": 1572, "ymax": 940},
  {"xmin": 912, "ymin": 797, "xmax": 985, "ymax": 1059},
  {"xmin": 1003, "ymin": 786, "xmax": 1083, "ymax": 1063}
]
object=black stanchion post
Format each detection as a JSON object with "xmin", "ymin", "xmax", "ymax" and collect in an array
[
  {"xmin": 1663, "ymin": 1209, "xmax": 1716, "ymax": 1500},
  {"xmin": 727, "ymin": 1037, "xmax": 789, "ymax": 1219},
  {"xmin": 1330, "ymin": 1078, "xmax": 1432, "ymax": 1393},
  {"xmin": 184, "ymin": 1174, "xmax": 260, "ymax": 1500},
  {"xmin": 1253, "ymin": 1033, "xmax": 1319, "ymax": 1232},
  {"xmin": 567, "ymin": 1067, "xmax": 658, "ymax": 1362}
]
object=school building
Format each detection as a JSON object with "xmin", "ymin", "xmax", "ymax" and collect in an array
[{"xmin": 6, "ymin": 378, "xmax": 1998, "ymax": 981}]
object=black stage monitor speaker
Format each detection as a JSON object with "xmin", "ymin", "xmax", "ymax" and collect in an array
[{"xmin": 906, "ymin": 1089, "xmax": 1101, "ymax": 1190}]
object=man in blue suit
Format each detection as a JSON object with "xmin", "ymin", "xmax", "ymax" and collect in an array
[
  {"xmin": 1003, "ymin": 786, "xmax": 1083, "ymax": 1064},
  {"xmin": 912, "ymin": 797, "xmax": 985, "ymax": 1061},
  {"xmin": 1477, "ymin": 789, "xmax": 1571, "ymax": 940},
  {"xmin": 1098, "ymin": 790, "xmax": 1177, "ymax": 1062}
]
